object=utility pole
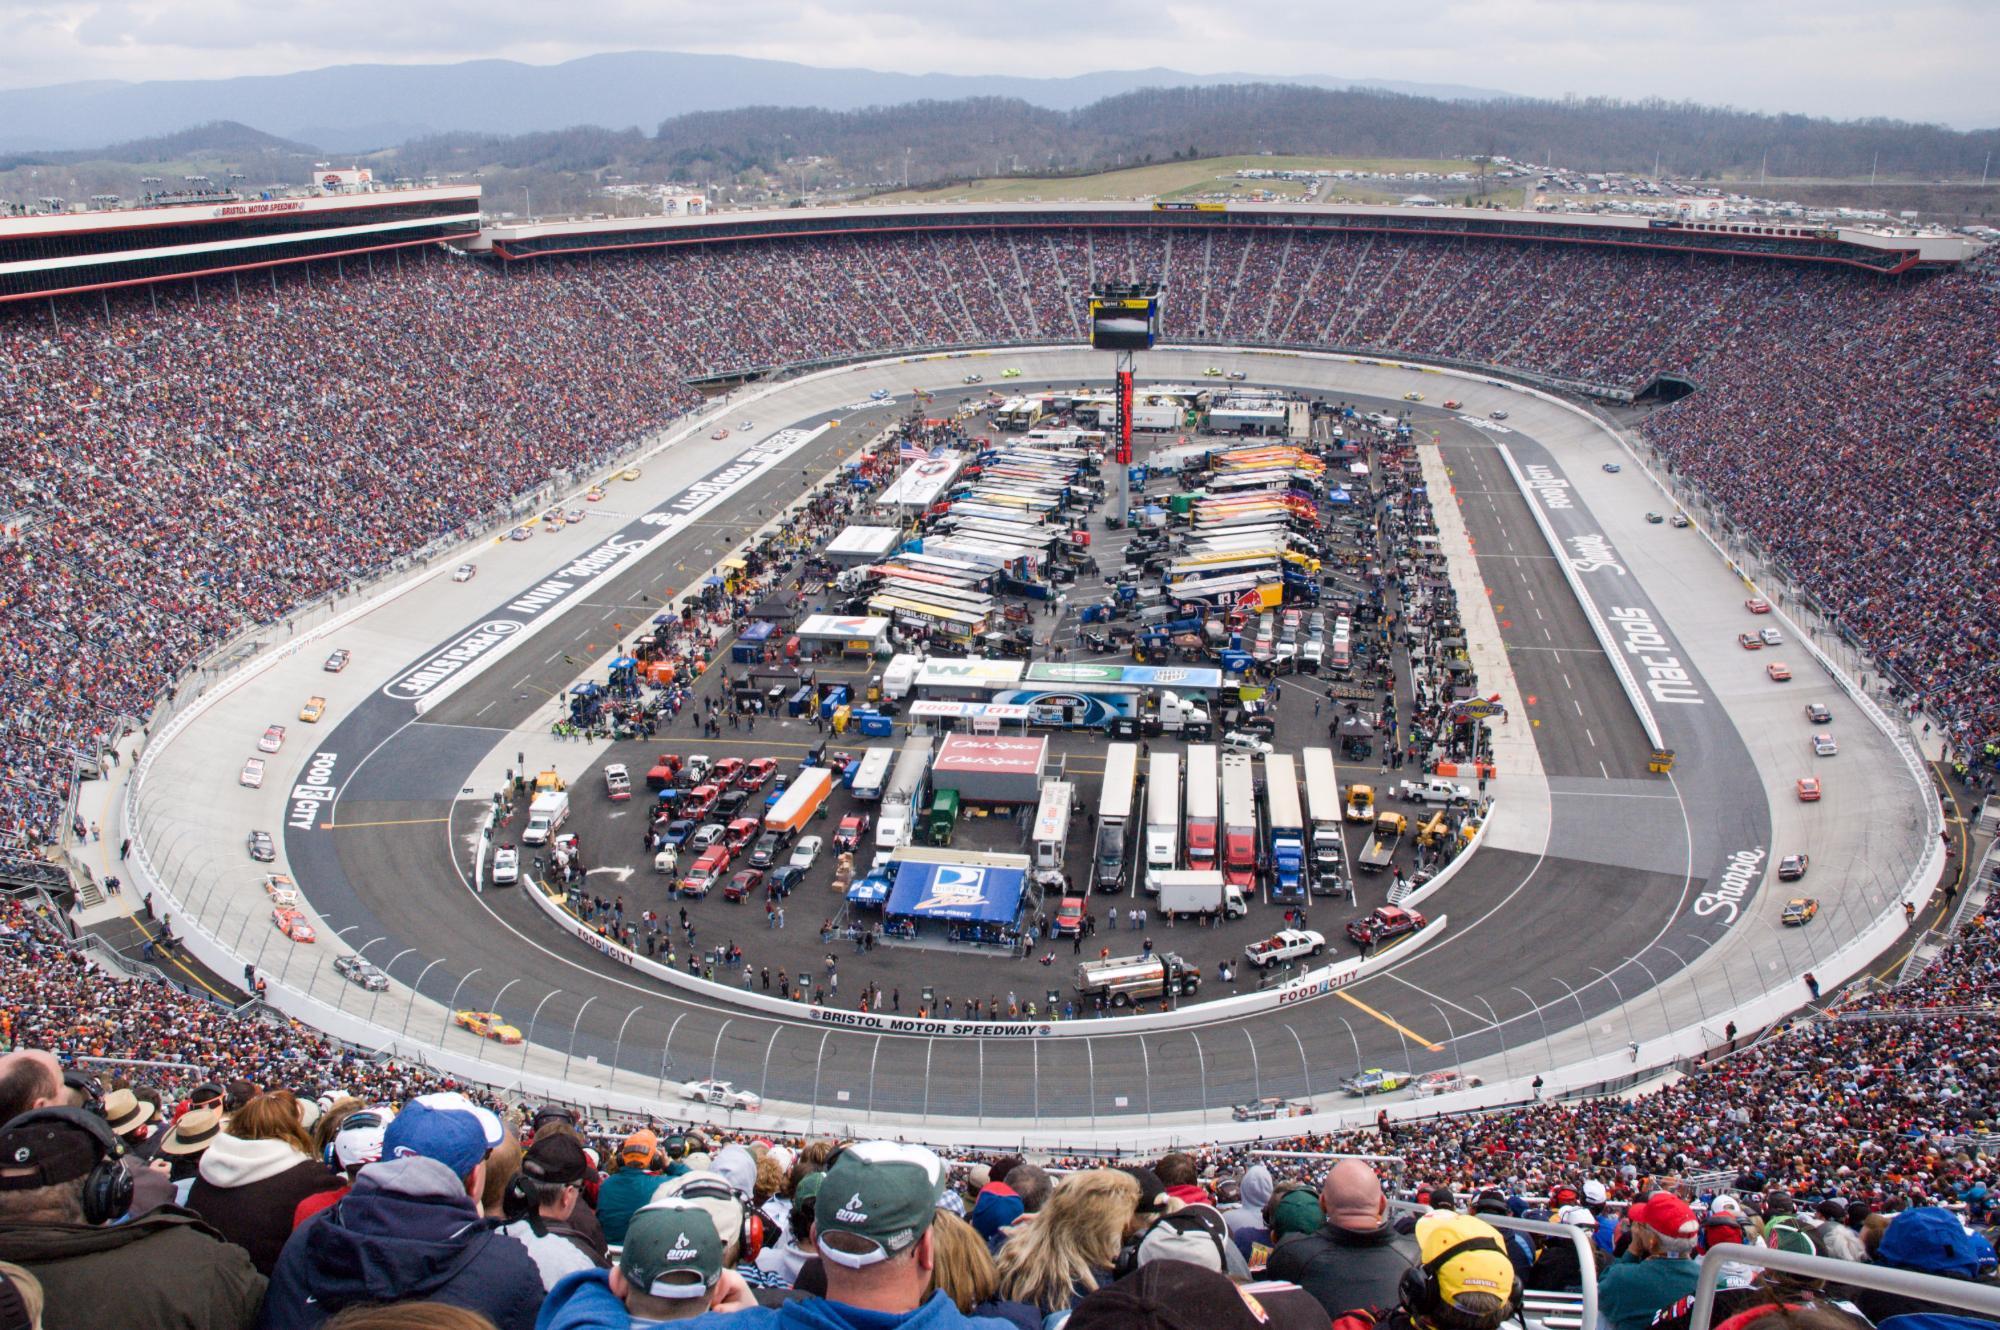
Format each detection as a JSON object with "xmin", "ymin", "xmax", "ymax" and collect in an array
[{"xmin": 1870, "ymin": 152, "xmax": 1878, "ymax": 186}]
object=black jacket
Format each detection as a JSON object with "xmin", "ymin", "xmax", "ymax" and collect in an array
[
  {"xmin": 1264, "ymin": 1219, "xmax": 1420, "ymax": 1319},
  {"xmin": 0, "ymin": 1206, "xmax": 266, "ymax": 1330}
]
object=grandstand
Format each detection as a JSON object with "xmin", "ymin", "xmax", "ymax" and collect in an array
[{"xmin": 1, "ymin": 181, "xmax": 1998, "ymax": 1330}]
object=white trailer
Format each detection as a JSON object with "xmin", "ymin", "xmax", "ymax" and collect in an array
[
  {"xmin": 849, "ymin": 747, "xmax": 895, "ymax": 801},
  {"xmin": 1032, "ymin": 781, "xmax": 1074, "ymax": 873},
  {"xmin": 1142, "ymin": 751, "xmax": 1180, "ymax": 892},
  {"xmin": 1094, "ymin": 742, "xmax": 1140, "ymax": 892},
  {"xmin": 1155, "ymin": 870, "xmax": 1248, "ymax": 920}
]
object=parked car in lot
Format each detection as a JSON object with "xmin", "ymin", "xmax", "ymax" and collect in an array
[
  {"xmin": 788, "ymin": 835, "xmax": 823, "ymax": 870},
  {"xmin": 723, "ymin": 869, "xmax": 765, "ymax": 903},
  {"xmin": 767, "ymin": 866, "xmax": 806, "ymax": 897},
  {"xmin": 748, "ymin": 831, "xmax": 785, "ymax": 869}
]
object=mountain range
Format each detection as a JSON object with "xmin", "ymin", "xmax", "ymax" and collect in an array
[{"xmin": 0, "ymin": 51, "xmax": 1512, "ymax": 153}]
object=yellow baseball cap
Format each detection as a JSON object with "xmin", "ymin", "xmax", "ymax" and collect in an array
[{"xmin": 1415, "ymin": 1211, "xmax": 1516, "ymax": 1312}]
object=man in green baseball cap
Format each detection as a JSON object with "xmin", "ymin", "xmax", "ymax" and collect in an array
[{"xmin": 540, "ymin": 1199, "xmax": 758, "ymax": 1327}]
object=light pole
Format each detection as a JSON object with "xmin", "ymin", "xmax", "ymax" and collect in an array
[
  {"xmin": 563, "ymin": 995, "xmax": 598, "ymax": 1079},
  {"xmin": 522, "ymin": 989, "xmax": 564, "ymax": 1072},
  {"xmin": 440, "ymin": 969, "xmax": 484, "ymax": 1044},
  {"xmin": 403, "ymin": 958, "xmax": 447, "ymax": 1037}
]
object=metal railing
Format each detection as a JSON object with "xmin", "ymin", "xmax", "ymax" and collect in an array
[
  {"xmin": 1690, "ymin": 1242, "xmax": 2000, "ymax": 1330},
  {"xmin": 1392, "ymin": 1201, "xmax": 1600, "ymax": 1330}
]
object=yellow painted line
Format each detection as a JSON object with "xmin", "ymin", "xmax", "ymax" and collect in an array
[
  {"xmin": 128, "ymin": 915, "xmax": 236, "ymax": 1003},
  {"xmin": 319, "ymin": 816, "xmax": 452, "ymax": 830},
  {"xmin": 1336, "ymin": 988, "xmax": 1444, "ymax": 1051}
]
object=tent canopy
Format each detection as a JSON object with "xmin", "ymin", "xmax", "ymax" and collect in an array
[{"xmin": 885, "ymin": 860, "xmax": 1025, "ymax": 924}]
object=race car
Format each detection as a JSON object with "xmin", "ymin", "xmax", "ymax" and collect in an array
[
  {"xmin": 263, "ymin": 872, "xmax": 298, "ymax": 900},
  {"xmin": 1745, "ymin": 597, "xmax": 1772, "ymax": 614},
  {"xmin": 1342, "ymin": 1068, "xmax": 1410, "ymax": 1097},
  {"xmin": 509, "ymin": 526, "xmax": 532, "ymax": 541},
  {"xmin": 334, "ymin": 954, "xmax": 390, "ymax": 991},
  {"xmin": 1782, "ymin": 897, "xmax": 1820, "ymax": 926},
  {"xmin": 722, "ymin": 869, "xmax": 765, "ymax": 903},
  {"xmin": 1227, "ymin": 370, "xmax": 1248, "ymax": 381},
  {"xmin": 962, "ymin": 374, "xmax": 983, "ymax": 384},
  {"xmin": 1203, "ymin": 367, "xmax": 1223, "ymax": 377},
  {"xmin": 1738, "ymin": 633, "xmax": 1763, "ymax": 650},
  {"xmin": 1670, "ymin": 513, "xmax": 1691, "ymax": 528},
  {"xmin": 1231, "ymin": 1097, "xmax": 1307, "ymax": 1121},
  {"xmin": 1761, "ymin": 628, "xmax": 1783, "ymax": 646},
  {"xmin": 709, "ymin": 428, "xmax": 730, "ymax": 440},
  {"xmin": 621, "ymin": 467, "xmax": 643, "ymax": 481},
  {"xmin": 1053, "ymin": 896, "xmax": 1087, "ymax": 938},
  {"xmin": 1441, "ymin": 399, "xmax": 1461, "ymax": 409},
  {"xmin": 299, "ymin": 696, "xmax": 327, "ymax": 722},
  {"xmin": 453, "ymin": 563, "xmax": 477, "ymax": 582},
  {"xmin": 246, "ymin": 830, "xmax": 276, "ymax": 862},
  {"xmin": 1646, "ymin": 511, "xmax": 1665, "ymax": 524},
  {"xmin": 682, "ymin": 1079, "xmax": 761, "ymax": 1111},
  {"xmin": 1489, "ymin": 410, "xmax": 1509, "ymax": 420},
  {"xmin": 1413, "ymin": 1070, "xmax": 1485, "ymax": 1098},
  {"xmin": 1777, "ymin": 854, "xmax": 1810, "ymax": 881},
  {"xmin": 1806, "ymin": 703, "xmax": 1833, "ymax": 724},
  {"xmin": 565, "ymin": 508, "xmax": 584, "ymax": 524},
  {"xmin": 739, "ymin": 757, "xmax": 778, "ymax": 790},
  {"xmin": 324, "ymin": 649, "xmax": 351, "ymax": 672},
  {"xmin": 1602, "ymin": 462, "xmax": 1622, "ymax": 473},
  {"xmin": 869, "ymin": 388, "xmax": 891, "ymax": 400},
  {"xmin": 454, "ymin": 1010, "xmax": 523, "ymax": 1044},
  {"xmin": 258, "ymin": 725, "xmax": 287, "ymax": 753},
  {"xmin": 1796, "ymin": 776, "xmax": 1823, "ymax": 802},
  {"xmin": 738, "ymin": 419, "xmax": 754, "ymax": 430},
  {"xmin": 240, "ymin": 757, "xmax": 266, "ymax": 788},
  {"xmin": 1767, "ymin": 662, "xmax": 1793, "ymax": 682},
  {"xmin": 1001, "ymin": 368, "xmax": 1022, "ymax": 379},
  {"xmin": 833, "ymin": 812, "xmax": 871, "ymax": 850},
  {"xmin": 272, "ymin": 907, "xmax": 316, "ymax": 943},
  {"xmin": 584, "ymin": 487, "xmax": 605, "ymax": 501},
  {"xmin": 1346, "ymin": 905, "xmax": 1426, "ymax": 946},
  {"xmin": 491, "ymin": 844, "xmax": 519, "ymax": 885},
  {"xmin": 1812, "ymin": 734, "xmax": 1839, "ymax": 756},
  {"xmin": 1402, "ymin": 391, "xmax": 1424, "ymax": 402}
]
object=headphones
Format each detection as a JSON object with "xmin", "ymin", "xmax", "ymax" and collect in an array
[
  {"xmin": 1399, "ymin": 1234, "xmax": 1525, "ymax": 1327},
  {"xmin": 61, "ymin": 1071, "xmax": 105, "ymax": 1117},
  {"xmin": 7, "ymin": 1107, "xmax": 134, "ymax": 1226},
  {"xmin": 502, "ymin": 1170, "xmax": 570, "ymax": 1231},
  {"xmin": 668, "ymin": 1174, "xmax": 774, "ymax": 1258}
]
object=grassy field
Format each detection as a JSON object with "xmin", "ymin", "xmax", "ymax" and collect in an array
[{"xmin": 873, "ymin": 154, "xmax": 1489, "ymax": 204}]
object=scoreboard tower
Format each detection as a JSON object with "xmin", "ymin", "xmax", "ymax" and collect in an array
[{"xmin": 1088, "ymin": 281, "xmax": 1165, "ymax": 521}]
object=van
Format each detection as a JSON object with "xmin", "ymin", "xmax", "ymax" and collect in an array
[{"xmin": 523, "ymin": 791, "xmax": 569, "ymax": 846}]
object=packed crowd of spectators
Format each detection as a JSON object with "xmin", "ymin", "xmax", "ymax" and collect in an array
[
  {"xmin": 4, "ymin": 226, "xmax": 1994, "ymax": 874},
  {"xmin": 7, "ymin": 879, "xmax": 2000, "ymax": 1329}
]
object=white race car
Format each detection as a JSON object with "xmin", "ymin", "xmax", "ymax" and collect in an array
[
  {"xmin": 257, "ymin": 725, "xmax": 287, "ymax": 753},
  {"xmin": 240, "ymin": 757, "xmax": 266, "ymax": 788},
  {"xmin": 453, "ymin": 564, "xmax": 477, "ymax": 582},
  {"xmin": 682, "ymin": 1079, "xmax": 762, "ymax": 1111}
]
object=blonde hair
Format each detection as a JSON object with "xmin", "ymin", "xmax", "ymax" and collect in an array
[
  {"xmin": 994, "ymin": 1168, "xmax": 1139, "ymax": 1312},
  {"xmin": 481, "ymin": 1130, "xmax": 523, "ymax": 1217},
  {"xmin": 226, "ymin": 1091, "xmax": 316, "ymax": 1158},
  {"xmin": 928, "ymin": 1211, "xmax": 1001, "ymax": 1313},
  {"xmin": 754, "ymin": 1152, "xmax": 786, "ymax": 1206},
  {"xmin": 0, "ymin": 1261, "xmax": 43, "ymax": 1329}
]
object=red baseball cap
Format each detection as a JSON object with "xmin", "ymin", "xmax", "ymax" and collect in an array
[{"xmin": 1628, "ymin": 1192, "xmax": 1698, "ymax": 1239}]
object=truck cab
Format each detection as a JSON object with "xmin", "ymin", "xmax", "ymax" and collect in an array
[
  {"xmin": 523, "ymin": 791, "xmax": 569, "ymax": 845},
  {"xmin": 1345, "ymin": 783, "xmax": 1375, "ymax": 822}
]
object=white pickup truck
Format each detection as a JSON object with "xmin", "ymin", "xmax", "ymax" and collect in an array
[
  {"xmin": 1394, "ymin": 776, "xmax": 1472, "ymax": 807},
  {"xmin": 1243, "ymin": 928, "xmax": 1326, "ymax": 969}
]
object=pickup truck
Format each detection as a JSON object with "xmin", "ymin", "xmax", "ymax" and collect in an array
[
  {"xmin": 1346, "ymin": 905, "xmax": 1426, "ymax": 947},
  {"xmin": 1243, "ymin": 928, "xmax": 1326, "ymax": 969},
  {"xmin": 1357, "ymin": 812, "xmax": 1407, "ymax": 872},
  {"xmin": 1394, "ymin": 777, "xmax": 1472, "ymax": 807}
]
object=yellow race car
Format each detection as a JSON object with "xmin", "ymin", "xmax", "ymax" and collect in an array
[
  {"xmin": 299, "ymin": 696, "xmax": 327, "ymax": 722},
  {"xmin": 454, "ymin": 1010, "xmax": 524, "ymax": 1044}
]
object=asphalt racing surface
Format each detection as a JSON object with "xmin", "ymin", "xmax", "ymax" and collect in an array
[{"xmin": 282, "ymin": 358, "xmax": 1770, "ymax": 1120}]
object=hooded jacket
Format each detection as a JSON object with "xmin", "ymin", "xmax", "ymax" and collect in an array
[
  {"xmin": 670, "ymin": 1287, "xmax": 1019, "ymax": 1329},
  {"xmin": 1263, "ymin": 1216, "xmax": 1419, "ymax": 1320},
  {"xmin": 257, "ymin": 1154, "xmax": 544, "ymax": 1330},
  {"xmin": 1229, "ymin": 1164, "xmax": 1275, "ymax": 1240},
  {"xmin": 186, "ymin": 1132, "xmax": 345, "ymax": 1275},
  {"xmin": 0, "ymin": 1205, "xmax": 266, "ymax": 1330}
]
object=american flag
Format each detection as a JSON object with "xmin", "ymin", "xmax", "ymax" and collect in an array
[{"xmin": 899, "ymin": 444, "xmax": 929, "ymax": 462}]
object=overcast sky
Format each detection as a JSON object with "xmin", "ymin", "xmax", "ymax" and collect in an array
[{"xmin": 6, "ymin": 0, "xmax": 1996, "ymax": 128}]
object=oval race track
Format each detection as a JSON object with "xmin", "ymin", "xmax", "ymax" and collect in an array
[{"xmin": 135, "ymin": 346, "xmax": 1930, "ymax": 1134}]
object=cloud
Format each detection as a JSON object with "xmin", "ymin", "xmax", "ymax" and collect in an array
[{"xmin": 0, "ymin": 0, "xmax": 1993, "ymax": 126}]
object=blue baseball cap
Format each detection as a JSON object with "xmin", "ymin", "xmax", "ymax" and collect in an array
[{"xmin": 382, "ymin": 1098, "xmax": 488, "ymax": 1177}]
